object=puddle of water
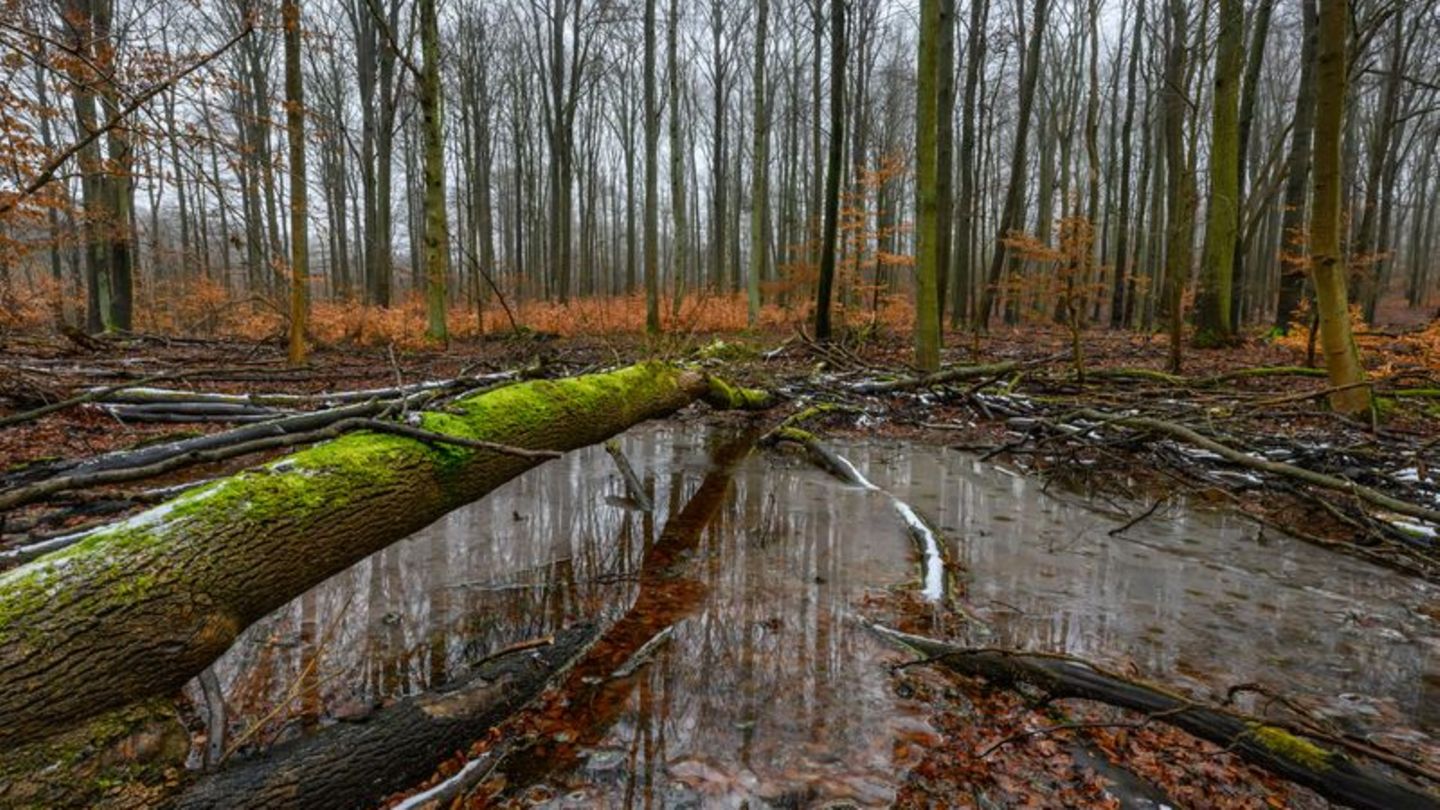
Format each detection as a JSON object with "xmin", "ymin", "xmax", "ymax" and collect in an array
[
  {"xmin": 839, "ymin": 438, "xmax": 1440, "ymax": 739},
  {"xmin": 193, "ymin": 428, "xmax": 1439, "ymax": 805},
  {"xmin": 197, "ymin": 426, "xmax": 935, "ymax": 806}
]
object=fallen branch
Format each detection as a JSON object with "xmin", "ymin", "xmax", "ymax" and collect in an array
[
  {"xmin": 852, "ymin": 359, "xmax": 1037, "ymax": 394},
  {"xmin": 870, "ymin": 624, "xmax": 1439, "ymax": 810},
  {"xmin": 101, "ymin": 402, "xmax": 294, "ymax": 422},
  {"xmin": 0, "ymin": 381, "xmax": 526, "ymax": 512},
  {"xmin": 0, "ymin": 366, "xmax": 250, "ymax": 429},
  {"xmin": 1071, "ymin": 407, "xmax": 1440, "ymax": 526},
  {"xmin": 86, "ymin": 375, "xmax": 508, "ymax": 408},
  {"xmin": 604, "ymin": 439, "xmax": 652, "ymax": 511},
  {"xmin": 0, "ymin": 412, "xmax": 393, "ymax": 514}
]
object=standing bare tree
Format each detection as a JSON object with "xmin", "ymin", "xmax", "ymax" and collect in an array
[
  {"xmin": 1194, "ymin": 0, "xmax": 1242, "ymax": 345},
  {"xmin": 284, "ymin": 0, "xmax": 309, "ymax": 364},
  {"xmin": 1162, "ymin": 0, "xmax": 1196, "ymax": 372},
  {"xmin": 1309, "ymin": 0, "xmax": 1368, "ymax": 413},
  {"xmin": 812, "ymin": 0, "xmax": 843, "ymax": 341},
  {"xmin": 418, "ymin": 0, "xmax": 448, "ymax": 340},
  {"xmin": 644, "ymin": 0, "xmax": 660, "ymax": 334},
  {"xmin": 913, "ymin": 0, "xmax": 942, "ymax": 370},
  {"xmin": 747, "ymin": 0, "xmax": 770, "ymax": 327},
  {"xmin": 978, "ymin": 0, "xmax": 1049, "ymax": 329}
]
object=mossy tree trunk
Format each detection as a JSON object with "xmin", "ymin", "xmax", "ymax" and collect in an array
[
  {"xmin": 1194, "ymin": 0, "xmax": 1242, "ymax": 346},
  {"xmin": 0, "ymin": 364, "xmax": 766, "ymax": 751},
  {"xmin": 1161, "ymin": 0, "xmax": 1196, "ymax": 373},
  {"xmin": 1309, "ymin": 0, "xmax": 1369, "ymax": 415}
]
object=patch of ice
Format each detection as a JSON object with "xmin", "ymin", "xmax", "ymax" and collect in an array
[
  {"xmin": 391, "ymin": 751, "xmax": 495, "ymax": 810},
  {"xmin": 831, "ymin": 454, "xmax": 880, "ymax": 491},
  {"xmin": 891, "ymin": 499, "xmax": 946, "ymax": 603}
]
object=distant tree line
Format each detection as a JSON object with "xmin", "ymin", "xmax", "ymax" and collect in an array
[{"xmin": 0, "ymin": 0, "xmax": 1436, "ymax": 373}]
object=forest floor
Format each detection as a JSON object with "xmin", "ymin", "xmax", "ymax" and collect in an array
[
  {"xmin": 2, "ymin": 322, "xmax": 1438, "ymax": 807},
  {"xmin": 3, "ymin": 321, "xmax": 1437, "ymax": 572}
]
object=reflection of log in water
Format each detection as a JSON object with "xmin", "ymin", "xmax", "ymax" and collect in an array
[
  {"xmin": 766, "ymin": 426, "xmax": 957, "ymax": 605},
  {"xmin": 171, "ymin": 624, "xmax": 600, "ymax": 810},
  {"xmin": 492, "ymin": 428, "xmax": 760, "ymax": 795}
]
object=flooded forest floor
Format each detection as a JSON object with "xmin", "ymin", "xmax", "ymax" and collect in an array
[{"xmin": 2, "ymin": 324, "xmax": 1438, "ymax": 808}]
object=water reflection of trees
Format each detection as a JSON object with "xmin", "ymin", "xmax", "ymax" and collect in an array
[
  {"xmin": 201, "ymin": 430, "xmax": 671, "ymax": 749},
  {"xmin": 850, "ymin": 440, "xmax": 1437, "ymax": 735},
  {"xmin": 191, "ymin": 430, "xmax": 1432, "ymax": 788},
  {"xmin": 497, "ymin": 431, "xmax": 927, "ymax": 806}
]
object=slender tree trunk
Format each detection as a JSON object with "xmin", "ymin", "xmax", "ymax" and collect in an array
[
  {"xmin": 747, "ymin": 0, "xmax": 770, "ymax": 327},
  {"xmin": 374, "ymin": 0, "xmax": 399, "ymax": 305},
  {"xmin": 668, "ymin": 0, "xmax": 688, "ymax": 317},
  {"xmin": 284, "ymin": 0, "xmax": 308, "ymax": 365},
  {"xmin": 1310, "ymin": 0, "xmax": 1369, "ymax": 414},
  {"xmin": 933, "ymin": 0, "xmax": 955, "ymax": 330},
  {"xmin": 913, "ymin": 0, "xmax": 942, "ymax": 370},
  {"xmin": 61, "ymin": 0, "xmax": 109, "ymax": 333},
  {"xmin": 1195, "ymin": 0, "xmax": 1243, "ymax": 345},
  {"xmin": 419, "ymin": 0, "xmax": 449, "ymax": 340},
  {"xmin": 644, "ymin": 0, "xmax": 660, "ymax": 333},
  {"xmin": 93, "ymin": 0, "xmax": 133, "ymax": 331},
  {"xmin": 951, "ymin": 0, "xmax": 988, "ymax": 328},
  {"xmin": 1275, "ymin": 0, "xmax": 1319, "ymax": 330},
  {"xmin": 1162, "ymin": 0, "xmax": 1195, "ymax": 373},
  {"xmin": 1110, "ymin": 0, "xmax": 1142, "ymax": 328},
  {"xmin": 812, "ymin": 0, "xmax": 844, "ymax": 341},
  {"xmin": 1352, "ymin": 9, "xmax": 1404, "ymax": 324},
  {"xmin": 1227, "ymin": 0, "xmax": 1275, "ymax": 331},
  {"xmin": 977, "ymin": 0, "xmax": 1049, "ymax": 329},
  {"xmin": 1081, "ymin": 0, "xmax": 1101, "ymax": 330}
]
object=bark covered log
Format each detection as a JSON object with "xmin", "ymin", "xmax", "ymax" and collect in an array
[
  {"xmin": 0, "ymin": 363, "xmax": 769, "ymax": 750},
  {"xmin": 872, "ymin": 625, "xmax": 1439, "ymax": 810},
  {"xmin": 170, "ymin": 625, "xmax": 598, "ymax": 810}
]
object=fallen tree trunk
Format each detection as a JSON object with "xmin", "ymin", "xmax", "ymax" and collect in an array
[
  {"xmin": 170, "ymin": 625, "xmax": 598, "ymax": 810},
  {"xmin": 871, "ymin": 625, "xmax": 1440, "ymax": 810},
  {"xmin": 0, "ymin": 362, "xmax": 770, "ymax": 749}
]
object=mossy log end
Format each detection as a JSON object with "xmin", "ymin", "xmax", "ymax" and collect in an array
[
  {"xmin": 0, "ymin": 363, "xmax": 770, "ymax": 750},
  {"xmin": 0, "ymin": 699, "xmax": 188, "ymax": 810},
  {"xmin": 170, "ymin": 624, "xmax": 599, "ymax": 810},
  {"xmin": 873, "ymin": 625, "xmax": 1439, "ymax": 810}
]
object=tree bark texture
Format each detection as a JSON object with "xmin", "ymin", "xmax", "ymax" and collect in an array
[
  {"xmin": 172, "ymin": 625, "xmax": 598, "ymax": 810},
  {"xmin": 0, "ymin": 364, "xmax": 769, "ymax": 750}
]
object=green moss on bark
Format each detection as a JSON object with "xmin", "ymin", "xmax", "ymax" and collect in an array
[
  {"xmin": 1245, "ymin": 724, "xmax": 1334, "ymax": 772},
  {"xmin": 0, "ymin": 700, "xmax": 186, "ymax": 809},
  {"xmin": 703, "ymin": 375, "xmax": 774, "ymax": 410},
  {"xmin": 0, "ymin": 363, "xmax": 774, "ymax": 751}
]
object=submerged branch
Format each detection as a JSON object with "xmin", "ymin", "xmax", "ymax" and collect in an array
[{"xmin": 870, "ymin": 624, "xmax": 1440, "ymax": 810}]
